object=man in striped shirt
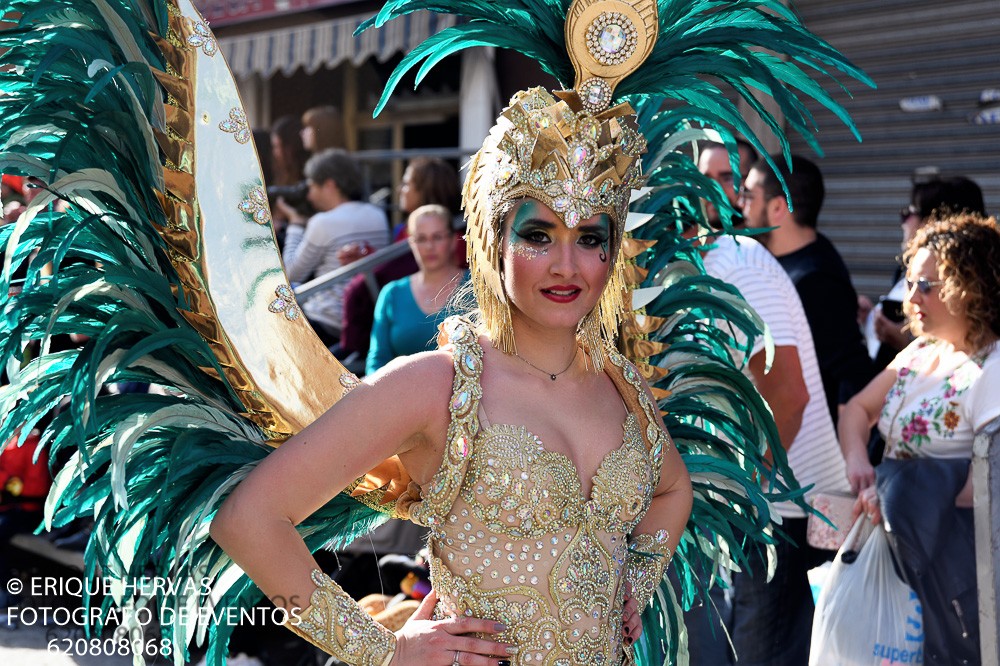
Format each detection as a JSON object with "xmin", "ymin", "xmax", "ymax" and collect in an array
[
  {"xmin": 279, "ymin": 149, "xmax": 390, "ymax": 347},
  {"xmin": 703, "ymin": 233, "xmax": 851, "ymax": 665}
]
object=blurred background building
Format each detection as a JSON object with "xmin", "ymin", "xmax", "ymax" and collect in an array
[{"xmin": 197, "ymin": 0, "xmax": 1000, "ymax": 299}]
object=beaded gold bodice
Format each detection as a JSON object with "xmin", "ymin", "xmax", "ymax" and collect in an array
[{"xmin": 410, "ymin": 318, "xmax": 668, "ymax": 666}]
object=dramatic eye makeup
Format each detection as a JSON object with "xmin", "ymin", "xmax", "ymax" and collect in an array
[
  {"xmin": 506, "ymin": 202, "xmax": 611, "ymax": 261},
  {"xmin": 508, "ymin": 200, "xmax": 551, "ymax": 259},
  {"xmin": 576, "ymin": 215, "xmax": 611, "ymax": 262}
]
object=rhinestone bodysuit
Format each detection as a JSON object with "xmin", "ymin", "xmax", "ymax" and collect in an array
[{"xmin": 410, "ymin": 318, "xmax": 669, "ymax": 665}]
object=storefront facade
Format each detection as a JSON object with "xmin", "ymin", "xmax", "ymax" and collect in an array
[
  {"xmin": 786, "ymin": 0, "xmax": 1000, "ymax": 298},
  {"xmin": 196, "ymin": 0, "xmax": 498, "ymax": 203},
  {"xmin": 196, "ymin": 0, "xmax": 1000, "ymax": 298}
]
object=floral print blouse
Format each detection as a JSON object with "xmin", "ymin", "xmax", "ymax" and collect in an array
[{"xmin": 879, "ymin": 338, "xmax": 1000, "ymax": 460}]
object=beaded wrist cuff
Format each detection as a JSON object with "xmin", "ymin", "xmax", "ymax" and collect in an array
[
  {"xmin": 625, "ymin": 529, "xmax": 672, "ymax": 610},
  {"xmin": 283, "ymin": 569, "xmax": 396, "ymax": 666}
]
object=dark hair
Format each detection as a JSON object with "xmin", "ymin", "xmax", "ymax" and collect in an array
[
  {"xmin": 406, "ymin": 158, "xmax": 461, "ymax": 214},
  {"xmin": 251, "ymin": 129, "xmax": 273, "ymax": 185},
  {"xmin": 753, "ymin": 154, "xmax": 825, "ymax": 229},
  {"xmin": 911, "ymin": 176, "xmax": 986, "ymax": 221},
  {"xmin": 270, "ymin": 115, "xmax": 308, "ymax": 186},
  {"xmin": 304, "ymin": 149, "xmax": 362, "ymax": 201},
  {"xmin": 735, "ymin": 138, "xmax": 758, "ymax": 172},
  {"xmin": 904, "ymin": 213, "xmax": 1000, "ymax": 351}
]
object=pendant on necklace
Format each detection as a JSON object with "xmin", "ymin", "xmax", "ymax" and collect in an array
[{"xmin": 549, "ymin": 374, "xmax": 557, "ymax": 381}]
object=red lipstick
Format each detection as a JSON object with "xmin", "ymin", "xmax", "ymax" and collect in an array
[{"xmin": 540, "ymin": 285, "xmax": 581, "ymax": 303}]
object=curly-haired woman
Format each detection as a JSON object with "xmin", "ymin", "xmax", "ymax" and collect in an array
[{"xmin": 839, "ymin": 213, "xmax": 1000, "ymax": 663}]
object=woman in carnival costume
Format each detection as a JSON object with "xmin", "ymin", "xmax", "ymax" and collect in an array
[
  {"xmin": 0, "ymin": 0, "xmax": 870, "ymax": 664},
  {"xmin": 216, "ymin": 79, "xmax": 694, "ymax": 662}
]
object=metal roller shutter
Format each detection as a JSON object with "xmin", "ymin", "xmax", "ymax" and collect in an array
[{"xmin": 785, "ymin": 0, "xmax": 1000, "ymax": 298}]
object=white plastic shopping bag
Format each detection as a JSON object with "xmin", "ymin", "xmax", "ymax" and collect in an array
[{"xmin": 809, "ymin": 516, "xmax": 924, "ymax": 665}]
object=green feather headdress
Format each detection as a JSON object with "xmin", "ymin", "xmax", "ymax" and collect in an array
[{"xmin": 359, "ymin": 0, "xmax": 873, "ymax": 662}]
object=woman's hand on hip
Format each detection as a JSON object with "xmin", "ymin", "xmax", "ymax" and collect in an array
[
  {"xmin": 622, "ymin": 585, "xmax": 643, "ymax": 646},
  {"xmin": 390, "ymin": 591, "xmax": 515, "ymax": 666}
]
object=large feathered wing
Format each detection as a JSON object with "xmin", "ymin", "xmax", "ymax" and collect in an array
[{"xmin": 0, "ymin": 1, "xmax": 398, "ymax": 663}]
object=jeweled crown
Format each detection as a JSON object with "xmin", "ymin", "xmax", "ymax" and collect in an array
[{"xmin": 473, "ymin": 87, "xmax": 645, "ymax": 232}]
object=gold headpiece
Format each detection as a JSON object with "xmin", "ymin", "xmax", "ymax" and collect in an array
[{"xmin": 462, "ymin": 0, "xmax": 657, "ymax": 365}]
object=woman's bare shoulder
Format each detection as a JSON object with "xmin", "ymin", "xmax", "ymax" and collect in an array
[
  {"xmin": 359, "ymin": 349, "xmax": 457, "ymax": 473},
  {"xmin": 363, "ymin": 348, "xmax": 456, "ymax": 405}
]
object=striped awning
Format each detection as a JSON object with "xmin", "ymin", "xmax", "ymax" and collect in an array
[{"xmin": 219, "ymin": 12, "xmax": 458, "ymax": 79}]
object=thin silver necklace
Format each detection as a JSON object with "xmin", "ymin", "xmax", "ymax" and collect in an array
[{"xmin": 513, "ymin": 348, "xmax": 577, "ymax": 381}]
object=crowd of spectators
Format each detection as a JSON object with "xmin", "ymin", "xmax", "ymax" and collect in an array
[
  {"xmin": 338, "ymin": 157, "xmax": 463, "ymax": 372},
  {"xmin": 684, "ymin": 138, "xmax": 996, "ymax": 665}
]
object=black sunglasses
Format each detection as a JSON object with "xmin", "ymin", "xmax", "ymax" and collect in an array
[{"xmin": 905, "ymin": 277, "xmax": 945, "ymax": 295}]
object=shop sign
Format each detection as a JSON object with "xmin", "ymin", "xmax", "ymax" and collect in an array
[{"xmin": 899, "ymin": 95, "xmax": 943, "ymax": 113}]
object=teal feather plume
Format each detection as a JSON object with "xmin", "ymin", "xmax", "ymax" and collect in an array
[
  {"xmin": 621, "ymin": 79, "xmax": 856, "ymax": 662},
  {"xmin": 360, "ymin": 0, "xmax": 873, "ymax": 161},
  {"xmin": 356, "ymin": 0, "xmax": 869, "ymax": 662}
]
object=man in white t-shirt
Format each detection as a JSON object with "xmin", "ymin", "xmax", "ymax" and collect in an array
[
  {"xmin": 279, "ymin": 149, "xmax": 389, "ymax": 346},
  {"xmin": 702, "ymin": 234, "xmax": 852, "ymax": 665}
]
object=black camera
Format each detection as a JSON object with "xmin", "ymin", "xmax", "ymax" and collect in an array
[
  {"xmin": 880, "ymin": 298, "xmax": 905, "ymax": 323},
  {"xmin": 267, "ymin": 181, "xmax": 309, "ymax": 207}
]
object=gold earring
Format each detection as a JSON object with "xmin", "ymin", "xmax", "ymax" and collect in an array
[
  {"xmin": 482, "ymin": 287, "xmax": 516, "ymax": 355},
  {"xmin": 578, "ymin": 310, "xmax": 605, "ymax": 372}
]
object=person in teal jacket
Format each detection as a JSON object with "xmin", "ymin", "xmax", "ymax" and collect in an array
[{"xmin": 367, "ymin": 204, "xmax": 468, "ymax": 374}]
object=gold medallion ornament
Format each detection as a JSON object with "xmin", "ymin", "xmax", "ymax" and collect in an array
[
  {"xmin": 577, "ymin": 78, "xmax": 613, "ymax": 114},
  {"xmin": 586, "ymin": 12, "xmax": 637, "ymax": 66},
  {"xmin": 566, "ymin": 0, "xmax": 658, "ymax": 113}
]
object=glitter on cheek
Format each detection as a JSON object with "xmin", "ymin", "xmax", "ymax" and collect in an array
[{"xmin": 510, "ymin": 240, "xmax": 548, "ymax": 260}]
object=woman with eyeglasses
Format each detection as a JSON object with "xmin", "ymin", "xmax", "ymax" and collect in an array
[
  {"xmin": 338, "ymin": 159, "xmax": 462, "ymax": 371},
  {"xmin": 838, "ymin": 213, "xmax": 1000, "ymax": 663},
  {"xmin": 872, "ymin": 176, "xmax": 987, "ymax": 367},
  {"xmin": 366, "ymin": 205, "xmax": 468, "ymax": 375}
]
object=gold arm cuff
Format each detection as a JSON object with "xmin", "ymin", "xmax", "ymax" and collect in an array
[
  {"xmin": 625, "ymin": 530, "xmax": 672, "ymax": 610},
  {"xmin": 283, "ymin": 569, "xmax": 396, "ymax": 666}
]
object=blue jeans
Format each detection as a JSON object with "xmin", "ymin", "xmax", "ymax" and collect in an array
[
  {"xmin": 671, "ymin": 567, "xmax": 734, "ymax": 665},
  {"xmin": 731, "ymin": 517, "xmax": 831, "ymax": 666}
]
